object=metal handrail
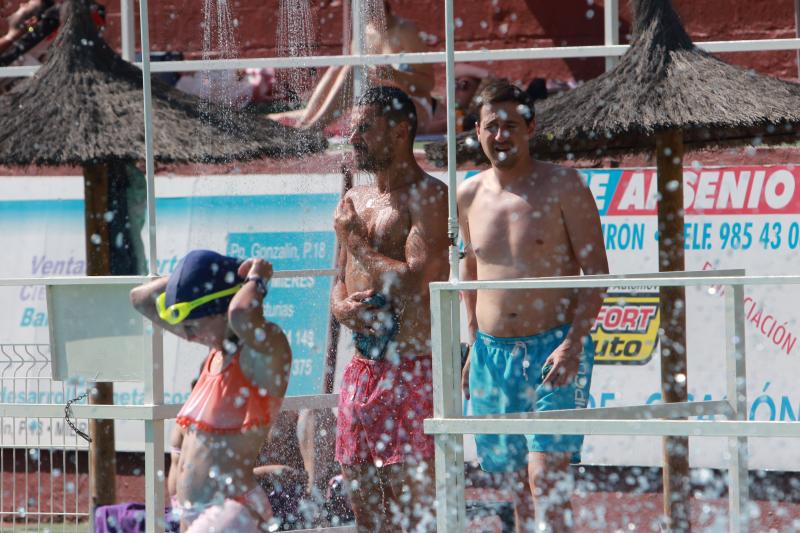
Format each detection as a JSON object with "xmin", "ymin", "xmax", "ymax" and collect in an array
[
  {"xmin": 3, "ymin": 38, "xmax": 800, "ymax": 78},
  {"xmin": 427, "ymin": 271, "xmax": 795, "ymax": 533}
]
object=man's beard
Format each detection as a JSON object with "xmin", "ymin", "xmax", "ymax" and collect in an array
[{"xmin": 355, "ymin": 149, "xmax": 392, "ymax": 172}]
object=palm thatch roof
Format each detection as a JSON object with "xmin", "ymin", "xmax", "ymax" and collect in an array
[
  {"xmin": 0, "ymin": 0, "xmax": 326, "ymax": 166},
  {"xmin": 425, "ymin": 0, "xmax": 800, "ymax": 166}
]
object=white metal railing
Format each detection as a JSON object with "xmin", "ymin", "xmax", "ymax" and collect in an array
[
  {"xmin": 0, "ymin": 343, "xmax": 90, "ymax": 530},
  {"xmin": 4, "ymin": 39, "xmax": 800, "ymax": 78},
  {"xmin": 425, "ymin": 270, "xmax": 800, "ymax": 533}
]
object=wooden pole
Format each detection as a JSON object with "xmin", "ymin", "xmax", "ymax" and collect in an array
[
  {"xmin": 83, "ymin": 163, "xmax": 117, "ymax": 512},
  {"xmin": 655, "ymin": 130, "xmax": 690, "ymax": 532}
]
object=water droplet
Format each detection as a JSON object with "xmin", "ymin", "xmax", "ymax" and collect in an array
[
  {"xmin": 103, "ymin": 211, "xmax": 115, "ymax": 222},
  {"xmin": 208, "ymin": 465, "xmax": 220, "ymax": 479},
  {"xmin": 675, "ymin": 373, "xmax": 686, "ymax": 384},
  {"xmin": 90, "ymin": 234, "xmax": 102, "ymax": 245},
  {"xmin": 480, "ymin": 20, "xmax": 488, "ymax": 30},
  {"xmin": 455, "ymin": 18, "xmax": 463, "ymax": 28},
  {"xmin": 586, "ymin": 9, "xmax": 595, "ymax": 19}
]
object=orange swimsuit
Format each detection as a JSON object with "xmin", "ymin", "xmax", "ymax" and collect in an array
[{"xmin": 176, "ymin": 349, "xmax": 281, "ymax": 433}]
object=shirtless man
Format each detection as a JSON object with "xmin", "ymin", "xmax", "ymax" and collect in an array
[
  {"xmin": 331, "ymin": 86, "xmax": 448, "ymax": 532},
  {"xmin": 458, "ymin": 81, "xmax": 608, "ymax": 532},
  {"xmin": 269, "ymin": 1, "xmax": 434, "ymax": 132}
]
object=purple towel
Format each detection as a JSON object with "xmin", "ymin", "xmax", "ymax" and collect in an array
[{"xmin": 94, "ymin": 503, "xmax": 179, "ymax": 533}]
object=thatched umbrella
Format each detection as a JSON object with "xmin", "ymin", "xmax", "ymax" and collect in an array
[
  {"xmin": 0, "ymin": 0, "xmax": 326, "ymax": 510},
  {"xmin": 427, "ymin": 0, "xmax": 800, "ymax": 530}
]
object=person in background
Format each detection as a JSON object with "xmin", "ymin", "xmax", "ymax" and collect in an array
[
  {"xmin": 130, "ymin": 250, "xmax": 291, "ymax": 532},
  {"xmin": 420, "ymin": 63, "xmax": 490, "ymax": 135},
  {"xmin": 269, "ymin": 1, "xmax": 435, "ymax": 134},
  {"xmin": 458, "ymin": 81, "xmax": 607, "ymax": 532}
]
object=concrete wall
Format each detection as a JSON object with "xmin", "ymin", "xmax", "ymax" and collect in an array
[{"xmin": 76, "ymin": 0, "xmax": 797, "ymax": 91}]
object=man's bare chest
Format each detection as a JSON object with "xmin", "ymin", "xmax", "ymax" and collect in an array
[
  {"xmin": 468, "ymin": 192, "xmax": 568, "ymax": 259},
  {"xmin": 356, "ymin": 197, "xmax": 411, "ymax": 254}
]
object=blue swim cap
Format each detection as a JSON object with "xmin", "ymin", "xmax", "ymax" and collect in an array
[{"xmin": 164, "ymin": 250, "xmax": 243, "ymax": 320}]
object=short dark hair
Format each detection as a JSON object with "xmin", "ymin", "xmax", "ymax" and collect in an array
[
  {"xmin": 356, "ymin": 86, "xmax": 418, "ymax": 139},
  {"xmin": 476, "ymin": 80, "xmax": 535, "ymax": 124}
]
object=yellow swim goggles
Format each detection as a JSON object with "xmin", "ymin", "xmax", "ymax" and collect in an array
[{"xmin": 156, "ymin": 284, "xmax": 242, "ymax": 325}]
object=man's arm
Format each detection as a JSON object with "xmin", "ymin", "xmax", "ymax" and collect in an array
[
  {"xmin": 345, "ymin": 180, "xmax": 449, "ymax": 302},
  {"xmin": 561, "ymin": 170, "xmax": 609, "ymax": 348},
  {"xmin": 457, "ymin": 180, "xmax": 479, "ymax": 399},
  {"xmin": 331, "ymin": 199, "xmax": 382, "ymax": 333},
  {"xmin": 457, "ymin": 182, "xmax": 479, "ymax": 343}
]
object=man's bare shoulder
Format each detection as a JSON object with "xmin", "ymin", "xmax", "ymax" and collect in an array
[
  {"xmin": 533, "ymin": 161, "xmax": 582, "ymax": 185},
  {"xmin": 410, "ymin": 174, "xmax": 448, "ymax": 210},
  {"xmin": 456, "ymin": 170, "xmax": 490, "ymax": 206}
]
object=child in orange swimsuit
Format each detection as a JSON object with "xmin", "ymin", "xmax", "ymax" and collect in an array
[{"xmin": 130, "ymin": 250, "xmax": 292, "ymax": 532}]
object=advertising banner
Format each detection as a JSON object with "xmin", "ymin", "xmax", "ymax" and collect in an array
[{"xmin": 0, "ymin": 167, "xmax": 798, "ymax": 470}]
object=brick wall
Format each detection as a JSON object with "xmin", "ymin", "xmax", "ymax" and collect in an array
[{"xmin": 1, "ymin": 1, "xmax": 795, "ymax": 88}]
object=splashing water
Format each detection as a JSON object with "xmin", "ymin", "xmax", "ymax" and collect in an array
[
  {"xmin": 200, "ymin": 0, "xmax": 245, "ymax": 131},
  {"xmin": 348, "ymin": 0, "xmax": 392, "ymax": 183},
  {"xmin": 277, "ymin": 0, "xmax": 316, "ymax": 100}
]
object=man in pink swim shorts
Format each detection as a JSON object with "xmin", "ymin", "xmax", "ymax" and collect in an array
[{"xmin": 331, "ymin": 86, "xmax": 449, "ymax": 532}]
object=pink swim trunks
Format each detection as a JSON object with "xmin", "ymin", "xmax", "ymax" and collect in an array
[{"xmin": 336, "ymin": 354, "xmax": 434, "ymax": 466}]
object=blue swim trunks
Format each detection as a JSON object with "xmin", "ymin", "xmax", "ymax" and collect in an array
[{"xmin": 469, "ymin": 323, "xmax": 594, "ymax": 472}]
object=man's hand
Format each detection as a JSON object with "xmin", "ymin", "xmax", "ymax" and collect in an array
[
  {"xmin": 334, "ymin": 197, "xmax": 368, "ymax": 241},
  {"xmin": 542, "ymin": 339, "xmax": 582, "ymax": 388},
  {"xmin": 332, "ymin": 289, "xmax": 381, "ymax": 334}
]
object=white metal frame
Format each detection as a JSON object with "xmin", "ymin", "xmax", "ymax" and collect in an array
[
  {"xmin": 425, "ymin": 270, "xmax": 800, "ymax": 533},
  {"xmin": 2, "ymin": 1, "xmax": 800, "ymax": 531}
]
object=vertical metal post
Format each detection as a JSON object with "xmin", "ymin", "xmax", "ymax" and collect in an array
[
  {"xmin": 138, "ymin": 1, "xmax": 165, "ymax": 531},
  {"xmin": 795, "ymin": 0, "xmax": 800, "ymax": 78},
  {"xmin": 351, "ymin": 0, "xmax": 363, "ymax": 99},
  {"xmin": 138, "ymin": 1, "xmax": 158, "ymax": 277},
  {"xmin": 120, "ymin": 0, "xmax": 136, "ymax": 62},
  {"xmin": 444, "ymin": 0, "xmax": 460, "ymax": 281},
  {"xmin": 604, "ymin": 0, "xmax": 620, "ymax": 71},
  {"xmin": 430, "ymin": 287, "xmax": 466, "ymax": 533},
  {"xmin": 725, "ymin": 284, "xmax": 749, "ymax": 533}
]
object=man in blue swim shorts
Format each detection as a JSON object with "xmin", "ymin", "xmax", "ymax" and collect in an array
[{"xmin": 457, "ymin": 80, "xmax": 608, "ymax": 532}]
